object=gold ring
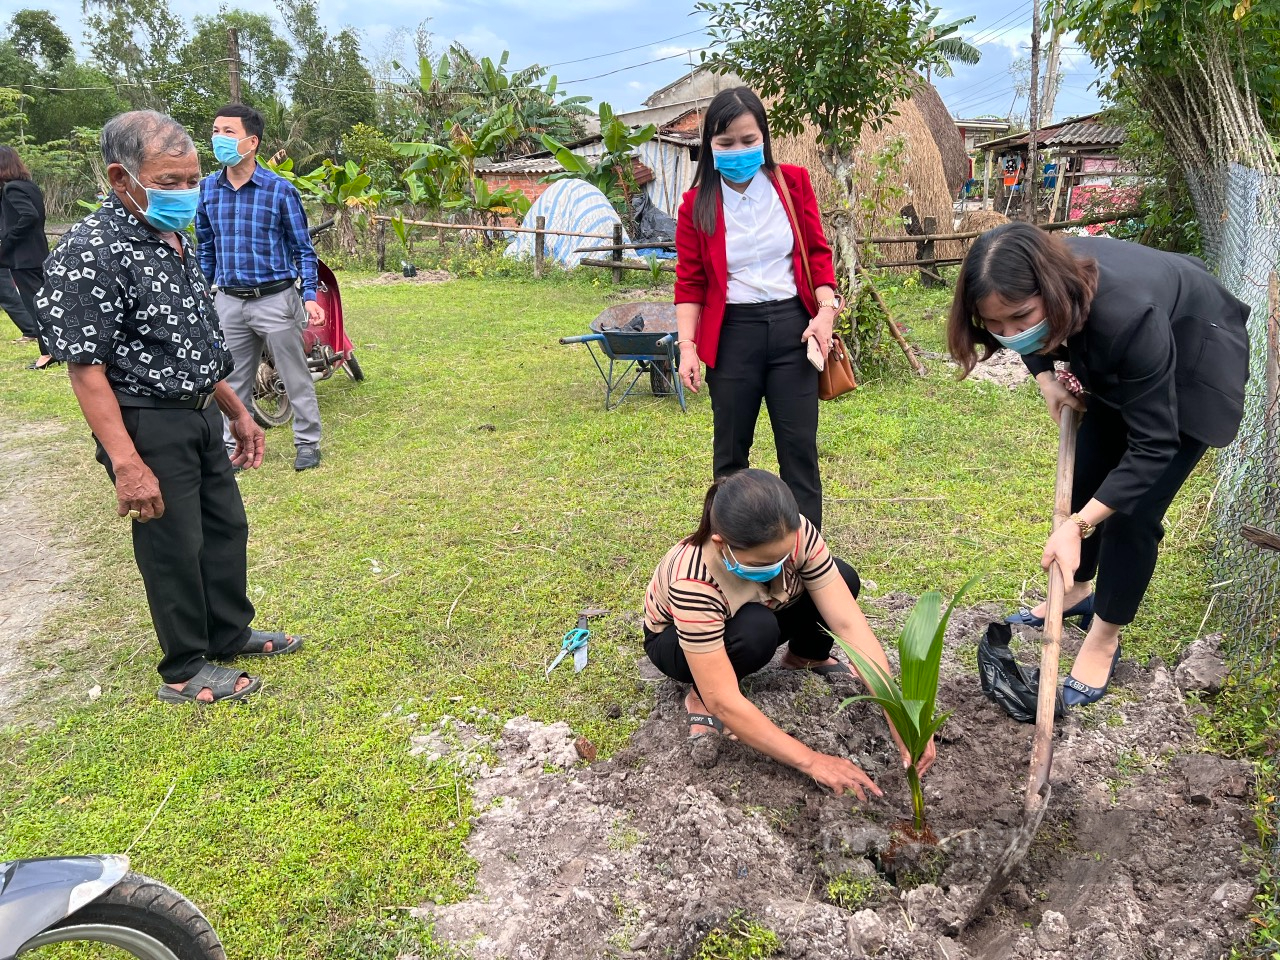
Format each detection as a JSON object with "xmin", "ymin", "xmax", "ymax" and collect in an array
[{"xmin": 126, "ymin": 509, "xmax": 141, "ymax": 520}]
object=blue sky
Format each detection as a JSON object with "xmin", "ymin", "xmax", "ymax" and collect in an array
[{"xmin": 2, "ymin": 0, "xmax": 1105, "ymax": 124}]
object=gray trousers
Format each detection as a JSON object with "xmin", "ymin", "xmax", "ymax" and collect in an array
[{"xmin": 216, "ymin": 287, "xmax": 322, "ymax": 449}]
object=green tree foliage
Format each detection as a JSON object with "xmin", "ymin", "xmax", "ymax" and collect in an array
[
  {"xmin": 914, "ymin": 6, "xmax": 981, "ymax": 80},
  {"xmin": 1061, "ymin": 0, "xmax": 1280, "ymax": 247},
  {"xmin": 279, "ymin": 0, "xmax": 377, "ymax": 161},
  {"xmin": 540, "ymin": 102, "xmax": 657, "ymax": 210},
  {"xmin": 10, "ymin": 10, "xmax": 73, "ymax": 70},
  {"xmin": 82, "ymin": 0, "xmax": 188, "ymax": 109},
  {"xmin": 168, "ymin": 10, "xmax": 294, "ymax": 131},
  {"xmin": 389, "ymin": 45, "xmax": 592, "ymax": 156}
]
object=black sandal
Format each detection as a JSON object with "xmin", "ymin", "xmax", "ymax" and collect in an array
[
  {"xmin": 27, "ymin": 356, "xmax": 62, "ymax": 371},
  {"xmin": 156, "ymin": 662, "xmax": 261, "ymax": 704}
]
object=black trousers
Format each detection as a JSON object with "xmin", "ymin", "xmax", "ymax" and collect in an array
[
  {"xmin": 644, "ymin": 557, "xmax": 861, "ymax": 687},
  {"xmin": 706, "ymin": 297, "xmax": 823, "ymax": 529},
  {"xmin": 1072, "ymin": 404, "xmax": 1209, "ymax": 625},
  {"xmin": 95, "ymin": 404, "xmax": 255, "ymax": 683},
  {"xmin": 11, "ymin": 267, "xmax": 44, "ymax": 343},
  {"xmin": 0, "ymin": 266, "xmax": 38, "ymax": 338}
]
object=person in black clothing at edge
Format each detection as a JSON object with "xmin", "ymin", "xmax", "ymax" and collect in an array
[
  {"xmin": 36, "ymin": 110, "xmax": 304, "ymax": 704},
  {"xmin": 0, "ymin": 144, "xmax": 53, "ymax": 368},
  {"xmin": 948, "ymin": 223, "xmax": 1250, "ymax": 709}
]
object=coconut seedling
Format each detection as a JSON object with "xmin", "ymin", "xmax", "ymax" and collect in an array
[{"xmin": 833, "ymin": 581, "xmax": 971, "ymax": 837}]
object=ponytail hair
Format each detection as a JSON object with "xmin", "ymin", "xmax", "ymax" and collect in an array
[{"xmin": 686, "ymin": 469, "xmax": 801, "ymax": 547}]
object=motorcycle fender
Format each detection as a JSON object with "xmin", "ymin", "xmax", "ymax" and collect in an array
[{"xmin": 0, "ymin": 855, "xmax": 129, "ymax": 960}]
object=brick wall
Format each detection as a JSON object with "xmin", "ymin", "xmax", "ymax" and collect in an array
[{"xmin": 481, "ymin": 173, "xmax": 553, "ymax": 207}]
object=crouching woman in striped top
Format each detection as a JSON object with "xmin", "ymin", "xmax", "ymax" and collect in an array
[{"xmin": 643, "ymin": 469, "xmax": 936, "ymax": 799}]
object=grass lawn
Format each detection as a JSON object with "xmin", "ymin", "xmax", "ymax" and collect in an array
[{"xmin": 0, "ymin": 265, "xmax": 1243, "ymax": 958}]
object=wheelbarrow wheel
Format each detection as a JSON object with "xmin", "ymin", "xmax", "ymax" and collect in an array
[
  {"xmin": 252, "ymin": 353, "xmax": 293, "ymax": 428},
  {"xmin": 649, "ymin": 358, "xmax": 676, "ymax": 397},
  {"xmin": 342, "ymin": 353, "xmax": 365, "ymax": 382}
]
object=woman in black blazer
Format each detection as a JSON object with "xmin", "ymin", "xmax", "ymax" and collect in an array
[
  {"xmin": 949, "ymin": 223, "xmax": 1250, "ymax": 709},
  {"xmin": 0, "ymin": 145, "xmax": 53, "ymax": 369}
]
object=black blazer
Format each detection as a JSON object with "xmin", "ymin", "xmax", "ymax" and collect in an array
[
  {"xmin": 1023, "ymin": 236, "xmax": 1250, "ymax": 515},
  {"xmin": 0, "ymin": 179, "xmax": 50, "ymax": 270}
]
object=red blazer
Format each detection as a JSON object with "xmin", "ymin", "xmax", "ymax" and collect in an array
[{"xmin": 674, "ymin": 163, "xmax": 836, "ymax": 368}]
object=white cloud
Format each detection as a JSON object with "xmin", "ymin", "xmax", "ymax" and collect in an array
[
  {"xmin": 628, "ymin": 80, "xmax": 645, "ymax": 90},
  {"xmin": 653, "ymin": 44, "xmax": 697, "ymax": 59},
  {"xmin": 453, "ymin": 24, "xmax": 509, "ymax": 56}
]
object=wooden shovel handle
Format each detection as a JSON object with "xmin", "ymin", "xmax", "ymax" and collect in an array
[{"xmin": 1026, "ymin": 409, "xmax": 1079, "ymax": 811}]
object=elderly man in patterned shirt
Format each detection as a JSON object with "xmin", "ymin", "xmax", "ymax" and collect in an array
[{"xmin": 37, "ymin": 110, "xmax": 303, "ymax": 704}]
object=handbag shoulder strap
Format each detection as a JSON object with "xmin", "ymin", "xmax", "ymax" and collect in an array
[{"xmin": 770, "ymin": 166, "xmax": 814, "ymax": 294}]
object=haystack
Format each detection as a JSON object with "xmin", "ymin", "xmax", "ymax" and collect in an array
[
  {"xmin": 772, "ymin": 95, "xmax": 965, "ymax": 270},
  {"xmin": 958, "ymin": 209, "xmax": 1010, "ymax": 234},
  {"xmin": 910, "ymin": 79, "xmax": 970, "ymax": 198}
]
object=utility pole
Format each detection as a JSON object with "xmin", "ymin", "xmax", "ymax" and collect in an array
[
  {"xmin": 227, "ymin": 28, "xmax": 242, "ymax": 103},
  {"xmin": 1040, "ymin": 0, "xmax": 1065, "ymax": 125},
  {"xmin": 1026, "ymin": 0, "xmax": 1041, "ymax": 222}
]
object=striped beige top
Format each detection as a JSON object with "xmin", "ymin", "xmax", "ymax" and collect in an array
[{"xmin": 644, "ymin": 516, "xmax": 839, "ymax": 653}]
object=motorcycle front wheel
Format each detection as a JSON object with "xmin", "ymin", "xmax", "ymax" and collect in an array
[
  {"xmin": 18, "ymin": 872, "xmax": 226, "ymax": 960},
  {"xmin": 252, "ymin": 351, "xmax": 293, "ymax": 429}
]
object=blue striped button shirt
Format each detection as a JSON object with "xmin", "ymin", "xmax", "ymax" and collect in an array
[{"xmin": 196, "ymin": 165, "xmax": 319, "ymax": 301}]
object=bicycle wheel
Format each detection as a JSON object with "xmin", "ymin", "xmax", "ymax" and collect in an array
[{"xmin": 18, "ymin": 872, "xmax": 227, "ymax": 960}]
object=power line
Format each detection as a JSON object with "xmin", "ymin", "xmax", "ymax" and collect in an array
[
  {"xmin": 543, "ymin": 29, "xmax": 706, "ymax": 68},
  {"xmin": 20, "ymin": 58, "xmax": 232, "ymax": 92},
  {"xmin": 560, "ymin": 47, "xmax": 711, "ymax": 85},
  {"xmin": 966, "ymin": 2, "xmax": 1032, "ymax": 45}
]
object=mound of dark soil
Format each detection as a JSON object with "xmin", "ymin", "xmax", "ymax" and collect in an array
[{"xmin": 419, "ymin": 608, "xmax": 1257, "ymax": 960}]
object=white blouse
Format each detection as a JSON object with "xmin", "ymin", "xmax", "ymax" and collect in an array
[{"xmin": 721, "ymin": 171, "xmax": 799, "ymax": 304}]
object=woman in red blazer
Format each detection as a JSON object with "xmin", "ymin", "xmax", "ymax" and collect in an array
[{"xmin": 675, "ymin": 87, "xmax": 841, "ymax": 529}]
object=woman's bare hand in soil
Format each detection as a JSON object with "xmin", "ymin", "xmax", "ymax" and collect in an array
[{"xmin": 803, "ymin": 751, "xmax": 883, "ymax": 801}]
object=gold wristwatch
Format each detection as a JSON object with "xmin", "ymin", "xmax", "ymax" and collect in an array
[
  {"xmin": 817, "ymin": 294, "xmax": 844, "ymax": 312},
  {"xmin": 1069, "ymin": 513, "xmax": 1097, "ymax": 539}
]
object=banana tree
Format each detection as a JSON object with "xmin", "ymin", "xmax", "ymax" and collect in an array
[
  {"xmin": 834, "ymin": 579, "xmax": 973, "ymax": 837},
  {"xmin": 270, "ymin": 156, "xmax": 383, "ymax": 254},
  {"xmin": 540, "ymin": 101, "xmax": 656, "ymax": 212}
]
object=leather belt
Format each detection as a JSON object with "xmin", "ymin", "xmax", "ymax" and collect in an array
[
  {"xmin": 218, "ymin": 278, "xmax": 295, "ymax": 299},
  {"xmin": 115, "ymin": 392, "xmax": 217, "ymax": 410}
]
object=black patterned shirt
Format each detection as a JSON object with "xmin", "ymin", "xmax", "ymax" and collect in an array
[{"xmin": 37, "ymin": 197, "xmax": 233, "ymax": 398}]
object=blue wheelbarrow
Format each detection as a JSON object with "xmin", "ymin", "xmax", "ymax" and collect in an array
[{"xmin": 560, "ymin": 303, "xmax": 687, "ymax": 412}]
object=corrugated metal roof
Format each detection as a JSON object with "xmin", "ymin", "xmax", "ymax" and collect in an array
[
  {"xmin": 1043, "ymin": 123, "xmax": 1127, "ymax": 147},
  {"xmin": 475, "ymin": 157, "xmax": 565, "ymax": 175}
]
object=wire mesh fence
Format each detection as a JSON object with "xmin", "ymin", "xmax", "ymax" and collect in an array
[
  {"xmin": 1208, "ymin": 164, "xmax": 1280, "ymax": 683},
  {"xmin": 1204, "ymin": 163, "xmax": 1279, "ymax": 957}
]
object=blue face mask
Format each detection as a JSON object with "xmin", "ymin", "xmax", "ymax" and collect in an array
[
  {"xmin": 212, "ymin": 134, "xmax": 250, "ymax": 166},
  {"xmin": 990, "ymin": 317, "xmax": 1051, "ymax": 355},
  {"xmin": 713, "ymin": 144, "xmax": 765, "ymax": 184},
  {"xmin": 722, "ymin": 543, "xmax": 786, "ymax": 583},
  {"xmin": 128, "ymin": 169, "xmax": 200, "ymax": 233}
]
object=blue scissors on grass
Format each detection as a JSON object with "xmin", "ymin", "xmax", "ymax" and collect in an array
[{"xmin": 546, "ymin": 607, "xmax": 608, "ymax": 678}]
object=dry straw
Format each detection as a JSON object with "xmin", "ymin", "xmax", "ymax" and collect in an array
[{"xmin": 772, "ymin": 91, "xmax": 966, "ymax": 268}]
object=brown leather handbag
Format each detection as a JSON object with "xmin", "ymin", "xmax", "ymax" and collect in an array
[{"xmin": 771, "ymin": 169, "xmax": 856, "ymax": 400}]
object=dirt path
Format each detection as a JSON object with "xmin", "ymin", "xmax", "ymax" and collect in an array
[
  {"xmin": 414, "ymin": 602, "xmax": 1257, "ymax": 960},
  {"xmin": 0, "ymin": 421, "xmax": 79, "ymax": 722}
]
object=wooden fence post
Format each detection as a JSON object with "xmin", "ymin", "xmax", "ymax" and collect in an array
[
  {"xmin": 918, "ymin": 216, "xmax": 942, "ymax": 287},
  {"xmin": 612, "ymin": 224, "xmax": 624, "ymax": 284},
  {"xmin": 534, "ymin": 216, "xmax": 546, "ymax": 279},
  {"xmin": 376, "ymin": 219, "xmax": 387, "ymax": 273}
]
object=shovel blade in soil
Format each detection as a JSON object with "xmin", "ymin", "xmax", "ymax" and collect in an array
[{"xmin": 962, "ymin": 783, "xmax": 1052, "ymax": 930}]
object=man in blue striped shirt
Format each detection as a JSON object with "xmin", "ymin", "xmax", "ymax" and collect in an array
[{"xmin": 196, "ymin": 102, "xmax": 325, "ymax": 471}]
